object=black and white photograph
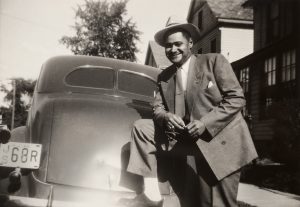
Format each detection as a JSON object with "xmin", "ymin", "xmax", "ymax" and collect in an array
[{"xmin": 0, "ymin": 0, "xmax": 299, "ymax": 206}]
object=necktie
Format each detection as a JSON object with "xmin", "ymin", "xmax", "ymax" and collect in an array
[{"xmin": 175, "ymin": 68, "xmax": 185, "ymax": 118}]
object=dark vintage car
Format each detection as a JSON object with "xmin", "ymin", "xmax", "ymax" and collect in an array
[{"xmin": 0, "ymin": 55, "xmax": 160, "ymax": 206}]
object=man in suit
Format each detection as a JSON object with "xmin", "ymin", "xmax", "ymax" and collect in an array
[{"xmin": 122, "ymin": 16, "xmax": 258, "ymax": 207}]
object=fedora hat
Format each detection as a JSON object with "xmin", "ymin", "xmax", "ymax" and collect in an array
[{"xmin": 154, "ymin": 15, "xmax": 201, "ymax": 46}]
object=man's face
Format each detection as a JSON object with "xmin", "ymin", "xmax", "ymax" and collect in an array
[{"xmin": 164, "ymin": 31, "xmax": 193, "ymax": 66}]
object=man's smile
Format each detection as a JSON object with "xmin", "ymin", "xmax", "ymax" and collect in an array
[{"xmin": 169, "ymin": 53, "xmax": 181, "ymax": 58}]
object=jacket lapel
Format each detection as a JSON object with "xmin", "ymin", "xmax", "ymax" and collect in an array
[
  {"xmin": 186, "ymin": 55, "xmax": 204, "ymax": 115},
  {"xmin": 160, "ymin": 66, "xmax": 176, "ymax": 113},
  {"xmin": 160, "ymin": 55, "xmax": 205, "ymax": 115}
]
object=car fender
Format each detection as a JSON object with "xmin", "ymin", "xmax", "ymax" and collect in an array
[
  {"xmin": 0, "ymin": 126, "xmax": 31, "ymax": 196},
  {"xmin": 10, "ymin": 126, "xmax": 28, "ymax": 143}
]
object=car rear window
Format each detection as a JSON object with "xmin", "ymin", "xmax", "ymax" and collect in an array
[
  {"xmin": 65, "ymin": 67, "xmax": 115, "ymax": 89},
  {"xmin": 118, "ymin": 70, "xmax": 157, "ymax": 97}
]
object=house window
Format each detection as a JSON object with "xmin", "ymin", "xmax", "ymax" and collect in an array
[
  {"xmin": 261, "ymin": 95, "xmax": 274, "ymax": 119},
  {"xmin": 268, "ymin": 0, "xmax": 280, "ymax": 42},
  {"xmin": 261, "ymin": 56, "xmax": 277, "ymax": 119},
  {"xmin": 264, "ymin": 56, "xmax": 277, "ymax": 86},
  {"xmin": 198, "ymin": 11, "xmax": 203, "ymax": 30},
  {"xmin": 261, "ymin": 50, "xmax": 296, "ymax": 119},
  {"xmin": 281, "ymin": 49, "xmax": 296, "ymax": 82},
  {"xmin": 266, "ymin": 98, "xmax": 273, "ymax": 108},
  {"xmin": 239, "ymin": 67, "xmax": 250, "ymax": 117},
  {"xmin": 210, "ymin": 39, "xmax": 217, "ymax": 53},
  {"xmin": 198, "ymin": 48, "xmax": 203, "ymax": 54},
  {"xmin": 240, "ymin": 67, "xmax": 250, "ymax": 93}
]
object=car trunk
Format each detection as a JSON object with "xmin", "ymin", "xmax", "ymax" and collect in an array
[{"xmin": 45, "ymin": 93, "xmax": 152, "ymax": 192}]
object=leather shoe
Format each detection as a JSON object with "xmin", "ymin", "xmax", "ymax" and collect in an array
[{"xmin": 118, "ymin": 193, "xmax": 163, "ymax": 207}]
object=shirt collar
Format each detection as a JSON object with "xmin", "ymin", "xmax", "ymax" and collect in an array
[{"xmin": 180, "ymin": 56, "xmax": 191, "ymax": 74}]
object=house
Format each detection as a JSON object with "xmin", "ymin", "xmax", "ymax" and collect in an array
[
  {"xmin": 145, "ymin": 0, "xmax": 253, "ymax": 67},
  {"xmin": 231, "ymin": 0, "xmax": 300, "ymax": 154},
  {"xmin": 187, "ymin": 0, "xmax": 254, "ymax": 62},
  {"xmin": 144, "ymin": 41, "xmax": 171, "ymax": 69}
]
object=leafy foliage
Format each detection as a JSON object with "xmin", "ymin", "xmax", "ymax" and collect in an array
[
  {"xmin": 268, "ymin": 99, "xmax": 300, "ymax": 165},
  {"xmin": 0, "ymin": 78, "xmax": 36, "ymax": 129},
  {"xmin": 242, "ymin": 99, "xmax": 300, "ymax": 195},
  {"xmin": 60, "ymin": 0, "xmax": 140, "ymax": 62},
  {"xmin": 259, "ymin": 99, "xmax": 300, "ymax": 194}
]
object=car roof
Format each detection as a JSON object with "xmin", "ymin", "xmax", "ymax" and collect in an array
[{"xmin": 37, "ymin": 55, "xmax": 160, "ymax": 93}]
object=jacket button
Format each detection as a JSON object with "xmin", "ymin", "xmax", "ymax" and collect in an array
[{"xmin": 221, "ymin": 141, "xmax": 226, "ymax": 145}]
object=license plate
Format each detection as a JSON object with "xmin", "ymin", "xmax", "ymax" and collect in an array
[{"xmin": 0, "ymin": 142, "xmax": 42, "ymax": 169}]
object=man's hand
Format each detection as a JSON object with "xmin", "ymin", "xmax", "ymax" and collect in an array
[
  {"xmin": 186, "ymin": 120, "xmax": 205, "ymax": 140},
  {"xmin": 164, "ymin": 112, "xmax": 185, "ymax": 131}
]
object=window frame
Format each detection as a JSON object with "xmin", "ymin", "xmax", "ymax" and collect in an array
[
  {"xmin": 117, "ymin": 69, "xmax": 157, "ymax": 98},
  {"xmin": 281, "ymin": 49, "xmax": 296, "ymax": 83},
  {"xmin": 240, "ymin": 67, "xmax": 250, "ymax": 93},
  {"xmin": 264, "ymin": 56, "xmax": 277, "ymax": 87},
  {"xmin": 260, "ymin": 49, "xmax": 297, "ymax": 120},
  {"xmin": 239, "ymin": 67, "xmax": 251, "ymax": 118},
  {"xmin": 210, "ymin": 38, "xmax": 217, "ymax": 53},
  {"xmin": 64, "ymin": 66, "xmax": 115, "ymax": 90}
]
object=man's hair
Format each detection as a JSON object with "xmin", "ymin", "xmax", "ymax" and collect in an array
[{"xmin": 163, "ymin": 28, "xmax": 192, "ymax": 44}]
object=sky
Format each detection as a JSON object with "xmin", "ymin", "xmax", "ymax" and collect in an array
[{"xmin": 0, "ymin": 0, "xmax": 191, "ymax": 80}]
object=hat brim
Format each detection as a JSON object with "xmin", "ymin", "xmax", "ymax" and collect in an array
[{"xmin": 154, "ymin": 23, "xmax": 201, "ymax": 46}]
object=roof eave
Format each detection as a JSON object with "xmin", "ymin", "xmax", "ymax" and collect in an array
[
  {"xmin": 187, "ymin": 0, "xmax": 206, "ymax": 22},
  {"xmin": 144, "ymin": 42, "xmax": 152, "ymax": 65},
  {"xmin": 242, "ymin": 0, "xmax": 257, "ymax": 8},
  {"xmin": 187, "ymin": 0, "xmax": 196, "ymax": 22},
  {"xmin": 218, "ymin": 18, "xmax": 253, "ymax": 25}
]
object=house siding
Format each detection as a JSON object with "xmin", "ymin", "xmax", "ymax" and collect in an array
[
  {"xmin": 190, "ymin": 2, "xmax": 218, "ymax": 37},
  {"xmin": 192, "ymin": 28, "xmax": 221, "ymax": 54},
  {"xmin": 249, "ymin": 61, "xmax": 274, "ymax": 141},
  {"xmin": 232, "ymin": 0, "xmax": 299, "ymax": 151},
  {"xmin": 189, "ymin": 2, "xmax": 221, "ymax": 55},
  {"xmin": 188, "ymin": 1, "xmax": 253, "ymax": 63},
  {"xmin": 148, "ymin": 53, "xmax": 157, "ymax": 68},
  {"xmin": 251, "ymin": 1, "xmax": 299, "ymax": 143},
  {"xmin": 254, "ymin": 1, "xmax": 297, "ymax": 50},
  {"xmin": 220, "ymin": 27, "xmax": 253, "ymax": 62}
]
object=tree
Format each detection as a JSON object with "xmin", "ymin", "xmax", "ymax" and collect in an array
[
  {"xmin": 268, "ymin": 99, "xmax": 300, "ymax": 194},
  {"xmin": 268, "ymin": 99, "xmax": 300, "ymax": 165},
  {"xmin": 0, "ymin": 78, "xmax": 36, "ymax": 129},
  {"xmin": 60, "ymin": 0, "xmax": 140, "ymax": 62}
]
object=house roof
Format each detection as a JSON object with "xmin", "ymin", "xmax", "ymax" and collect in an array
[
  {"xmin": 188, "ymin": 0, "xmax": 253, "ymax": 21},
  {"xmin": 145, "ymin": 41, "xmax": 172, "ymax": 68},
  {"xmin": 208, "ymin": 0, "xmax": 253, "ymax": 20}
]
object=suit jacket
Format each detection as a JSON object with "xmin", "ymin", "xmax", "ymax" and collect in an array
[{"xmin": 153, "ymin": 54, "xmax": 258, "ymax": 180}]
